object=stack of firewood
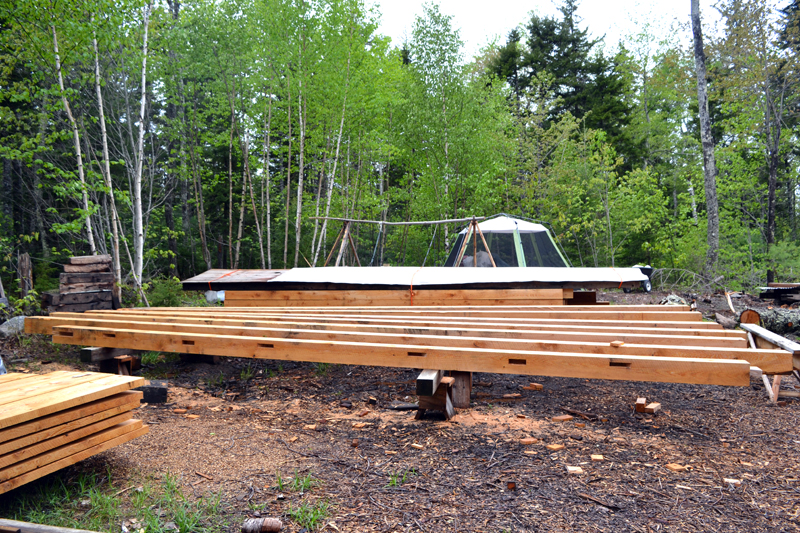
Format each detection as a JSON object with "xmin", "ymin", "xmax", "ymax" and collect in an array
[{"xmin": 43, "ymin": 255, "xmax": 116, "ymax": 313}]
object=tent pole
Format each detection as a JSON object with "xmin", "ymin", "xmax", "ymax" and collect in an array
[
  {"xmin": 472, "ymin": 219, "xmax": 477, "ymax": 267},
  {"xmin": 323, "ymin": 224, "xmax": 347, "ymax": 267}
]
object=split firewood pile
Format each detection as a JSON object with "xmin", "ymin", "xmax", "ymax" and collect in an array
[
  {"xmin": 24, "ymin": 299, "xmax": 798, "ymax": 411},
  {"xmin": 0, "ymin": 371, "xmax": 147, "ymax": 495},
  {"xmin": 42, "ymin": 255, "xmax": 116, "ymax": 313}
]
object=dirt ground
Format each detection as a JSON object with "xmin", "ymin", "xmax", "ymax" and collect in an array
[{"xmin": 2, "ymin": 290, "xmax": 800, "ymax": 532}]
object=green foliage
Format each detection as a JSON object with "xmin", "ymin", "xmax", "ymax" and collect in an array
[
  {"xmin": 386, "ymin": 468, "xmax": 417, "ymax": 487},
  {"xmin": 286, "ymin": 500, "xmax": 331, "ymax": 531},
  {"xmin": 145, "ymin": 277, "xmax": 183, "ymax": 308}
]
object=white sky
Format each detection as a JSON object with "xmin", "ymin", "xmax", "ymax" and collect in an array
[{"xmin": 372, "ymin": 0, "xmax": 726, "ymax": 59}]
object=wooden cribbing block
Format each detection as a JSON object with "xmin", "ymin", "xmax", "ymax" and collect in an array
[
  {"xmin": 644, "ymin": 402, "xmax": 661, "ymax": 414},
  {"xmin": 99, "ymin": 355, "xmax": 133, "ymax": 376},
  {"xmin": 635, "ymin": 398, "xmax": 647, "ymax": 412},
  {"xmin": 417, "ymin": 378, "xmax": 455, "ymax": 420},
  {"xmin": 416, "ymin": 370, "xmax": 443, "ymax": 397},
  {"xmin": 449, "ymin": 371, "xmax": 472, "ymax": 408}
]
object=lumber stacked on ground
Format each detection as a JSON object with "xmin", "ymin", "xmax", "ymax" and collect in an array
[
  {"xmin": 26, "ymin": 304, "xmax": 793, "ymax": 386},
  {"xmin": 223, "ymin": 288, "xmax": 578, "ymax": 307},
  {"xmin": 0, "ymin": 371, "xmax": 147, "ymax": 495},
  {"xmin": 43, "ymin": 256, "xmax": 115, "ymax": 314}
]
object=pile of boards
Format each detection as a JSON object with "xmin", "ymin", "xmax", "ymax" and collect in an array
[
  {"xmin": 0, "ymin": 371, "xmax": 148, "ymax": 495},
  {"xmin": 25, "ymin": 305, "xmax": 797, "ymax": 391},
  {"xmin": 43, "ymin": 255, "xmax": 115, "ymax": 313}
]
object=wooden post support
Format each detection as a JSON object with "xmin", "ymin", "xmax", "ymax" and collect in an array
[
  {"xmin": 449, "ymin": 371, "xmax": 472, "ymax": 408},
  {"xmin": 416, "ymin": 376, "xmax": 455, "ymax": 420},
  {"xmin": 416, "ymin": 369, "xmax": 443, "ymax": 397},
  {"xmin": 762, "ymin": 374, "xmax": 783, "ymax": 404}
]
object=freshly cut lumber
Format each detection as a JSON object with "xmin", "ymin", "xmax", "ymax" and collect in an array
[
  {"xmin": 65, "ymin": 308, "xmax": 747, "ymax": 339},
  {"xmin": 223, "ymin": 288, "xmax": 572, "ymax": 307},
  {"xmin": 0, "ymin": 391, "xmax": 141, "ymax": 445},
  {"xmin": 739, "ymin": 323, "xmax": 800, "ymax": 354},
  {"xmin": 25, "ymin": 317, "xmax": 790, "ymax": 372},
  {"xmin": 0, "ymin": 419, "xmax": 144, "ymax": 482},
  {"xmin": 68, "ymin": 255, "xmax": 111, "ymax": 265},
  {"xmin": 50, "ymin": 325, "xmax": 751, "ymax": 386},
  {"xmin": 416, "ymin": 370, "xmax": 443, "ymax": 397},
  {"xmin": 0, "ymin": 372, "xmax": 144, "ymax": 429},
  {"xmin": 0, "ymin": 420, "xmax": 147, "ymax": 495},
  {"xmin": 635, "ymin": 397, "xmax": 646, "ymax": 412},
  {"xmin": 0, "ymin": 412, "xmax": 133, "ymax": 468}
]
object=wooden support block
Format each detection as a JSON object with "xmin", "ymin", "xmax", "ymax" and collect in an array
[
  {"xmin": 417, "ymin": 381, "xmax": 455, "ymax": 420},
  {"xmin": 635, "ymin": 397, "xmax": 647, "ymax": 413},
  {"xmin": 416, "ymin": 370, "xmax": 443, "ymax": 397},
  {"xmin": 64, "ymin": 263, "xmax": 111, "ymax": 273},
  {"xmin": 99, "ymin": 355, "xmax": 133, "ymax": 376},
  {"xmin": 80, "ymin": 347, "xmax": 139, "ymax": 363},
  {"xmin": 179, "ymin": 353, "xmax": 220, "ymax": 365},
  {"xmin": 449, "ymin": 371, "xmax": 472, "ymax": 408},
  {"xmin": 644, "ymin": 402, "xmax": 661, "ymax": 414}
]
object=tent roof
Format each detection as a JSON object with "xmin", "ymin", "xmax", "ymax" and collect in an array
[{"xmin": 458, "ymin": 216, "xmax": 547, "ymax": 235}]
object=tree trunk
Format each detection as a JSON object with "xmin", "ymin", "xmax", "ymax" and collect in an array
[
  {"xmin": 52, "ymin": 24, "xmax": 96, "ymax": 255},
  {"xmin": 283, "ymin": 89, "xmax": 292, "ymax": 268},
  {"xmin": 243, "ymin": 132, "xmax": 266, "ymax": 268},
  {"xmin": 262, "ymin": 93, "xmax": 273, "ymax": 269},
  {"xmin": 293, "ymin": 90, "xmax": 305, "ymax": 268},
  {"xmin": 93, "ymin": 28, "xmax": 122, "ymax": 299},
  {"xmin": 132, "ymin": 2, "xmax": 151, "ymax": 293},
  {"xmin": 691, "ymin": 0, "xmax": 720, "ymax": 277}
]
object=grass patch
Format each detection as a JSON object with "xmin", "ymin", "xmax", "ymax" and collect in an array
[
  {"xmin": 286, "ymin": 500, "xmax": 331, "ymax": 530},
  {"xmin": 386, "ymin": 468, "xmax": 416, "ymax": 487},
  {"xmin": 0, "ymin": 468, "xmax": 230, "ymax": 533}
]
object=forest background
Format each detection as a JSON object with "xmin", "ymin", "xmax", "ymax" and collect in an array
[{"xmin": 1, "ymin": 0, "xmax": 799, "ymax": 305}]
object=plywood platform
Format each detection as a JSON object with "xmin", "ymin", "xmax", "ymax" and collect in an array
[{"xmin": 0, "ymin": 371, "xmax": 148, "ymax": 495}]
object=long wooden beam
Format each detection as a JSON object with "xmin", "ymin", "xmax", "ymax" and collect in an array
[
  {"xmin": 25, "ymin": 317, "xmax": 789, "ymax": 372},
  {"xmin": 51, "ymin": 326, "xmax": 750, "ymax": 386},
  {"xmin": 117, "ymin": 303, "xmax": 688, "ymax": 313},
  {"xmin": 85, "ymin": 309, "xmax": 715, "ymax": 329},
  {"xmin": 739, "ymin": 323, "xmax": 800, "ymax": 371},
  {"xmin": 29, "ymin": 314, "xmax": 748, "ymax": 347}
]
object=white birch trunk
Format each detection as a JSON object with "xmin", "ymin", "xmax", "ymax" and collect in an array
[
  {"xmin": 53, "ymin": 24, "xmax": 96, "ymax": 255},
  {"xmin": 132, "ymin": 2, "xmax": 151, "ymax": 291}
]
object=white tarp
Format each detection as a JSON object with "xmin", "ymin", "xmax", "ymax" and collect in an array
[
  {"xmin": 458, "ymin": 216, "xmax": 547, "ymax": 235},
  {"xmin": 268, "ymin": 266, "xmax": 648, "ymax": 287}
]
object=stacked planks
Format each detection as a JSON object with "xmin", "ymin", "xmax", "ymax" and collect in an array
[
  {"xmin": 0, "ymin": 371, "xmax": 148, "ymax": 495},
  {"xmin": 43, "ymin": 256, "xmax": 115, "ymax": 313},
  {"xmin": 25, "ymin": 305, "xmax": 795, "ymax": 388},
  {"xmin": 223, "ymin": 288, "xmax": 574, "ymax": 307}
]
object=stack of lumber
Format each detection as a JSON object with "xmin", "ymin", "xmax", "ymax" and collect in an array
[
  {"xmin": 759, "ymin": 282, "xmax": 800, "ymax": 305},
  {"xmin": 25, "ymin": 305, "xmax": 797, "ymax": 390},
  {"xmin": 43, "ymin": 256, "xmax": 115, "ymax": 313},
  {"xmin": 0, "ymin": 371, "xmax": 148, "ymax": 495}
]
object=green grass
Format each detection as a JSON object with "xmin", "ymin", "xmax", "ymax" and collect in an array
[
  {"xmin": 286, "ymin": 500, "xmax": 331, "ymax": 530},
  {"xmin": 273, "ymin": 470, "xmax": 320, "ymax": 493},
  {"xmin": 239, "ymin": 364, "xmax": 256, "ymax": 381},
  {"xmin": 140, "ymin": 351, "xmax": 161, "ymax": 365},
  {"xmin": 386, "ymin": 468, "xmax": 416, "ymax": 488},
  {"xmin": 0, "ymin": 469, "xmax": 229, "ymax": 533}
]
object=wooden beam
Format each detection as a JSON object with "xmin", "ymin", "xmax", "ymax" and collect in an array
[
  {"xmin": 25, "ymin": 317, "xmax": 791, "ymax": 372},
  {"xmin": 739, "ymin": 323, "xmax": 800, "ymax": 354},
  {"xmin": 51, "ymin": 326, "xmax": 751, "ymax": 386},
  {"xmin": 416, "ymin": 370, "xmax": 443, "ymax": 396},
  {"xmin": 30, "ymin": 313, "xmax": 748, "ymax": 347},
  {"xmin": 68, "ymin": 255, "xmax": 111, "ymax": 265}
]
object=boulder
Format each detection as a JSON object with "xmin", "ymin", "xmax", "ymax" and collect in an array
[{"xmin": 0, "ymin": 316, "xmax": 26, "ymax": 338}]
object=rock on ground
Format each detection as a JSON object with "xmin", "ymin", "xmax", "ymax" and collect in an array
[{"xmin": 0, "ymin": 316, "xmax": 27, "ymax": 338}]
